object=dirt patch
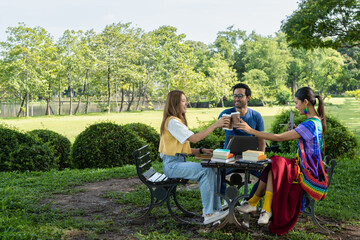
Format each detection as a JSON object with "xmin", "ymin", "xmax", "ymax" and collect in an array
[{"xmin": 42, "ymin": 178, "xmax": 360, "ymax": 240}]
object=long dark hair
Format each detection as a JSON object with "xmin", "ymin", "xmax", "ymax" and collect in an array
[
  {"xmin": 160, "ymin": 90, "xmax": 187, "ymax": 135},
  {"xmin": 295, "ymin": 87, "xmax": 327, "ymax": 133}
]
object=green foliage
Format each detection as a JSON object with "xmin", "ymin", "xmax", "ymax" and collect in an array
[
  {"xmin": 281, "ymin": 0, "xmax": 360, "ymax": 49},
  {"xmin": 345, "ymin": 89, "xmax": 360, "ymax": 99},
  {"xmin": 189, "ymin": 119, "xmax": 225, "ymax": 149},
  {"xmin": 71, "ymin": 122, "xmax": 146, "ymax": 169},
  {"xmin": 28, "ymin": 129, "xmax": 72, "ymax": 170},
  {"xmin": 325, "ymin": 116, "xmax": 359, "ymax": 158},
  {"xmin": 124, "ymin": 122, "xmax": 160, "ymax": 160},
  {"xmin": 270, "ymin": 109, "xmax": 359, "ymax": 158},
  {"xmin": 0, "ymin": 125, "xmax": 58, "ymax": 172},
  {"xmin": 275, "ymin": 85, "xmax": 291, "ymax": 105}
]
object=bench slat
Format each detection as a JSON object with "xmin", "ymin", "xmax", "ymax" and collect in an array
[
  {"xmin": 139, "ymin": 159, "xmax": 152, "ymax": 174},
  {"xmin": 147, "ymin": 172, "xmax": 163, "ymax": 182},
  {"xmin": 143, "ymin": 167, "xmax": 156, "ymax": 180},
  {"xmin": 137, "ymin": 152, "xmax": 151, "ymax": 165}
]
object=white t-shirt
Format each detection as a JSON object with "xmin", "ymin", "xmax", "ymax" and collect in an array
[{"xmin": 167, "ymin": 118, "xmax": 194, "ymax": 144}]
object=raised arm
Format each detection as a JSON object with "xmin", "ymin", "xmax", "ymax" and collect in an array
[
  {"xmin": 237, "ymin": 119, "xmax": 301, "ymax": 142},
  {"xmin": 187, "ymin": 117, "xmax": 229, "ymax": 143}
]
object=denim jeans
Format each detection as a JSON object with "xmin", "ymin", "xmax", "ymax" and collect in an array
[{"xmin": 162, "ymin": 154, "xmax": 221, "ymax": 215}]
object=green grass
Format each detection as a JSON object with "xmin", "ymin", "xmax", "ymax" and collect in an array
[
  {"xmin": 1, "ymin": 156, "xmax": 359, "ymax": 239},
  {"xmin": 1, "ymin": 97, "xmax": 359, "ymax": 142}
]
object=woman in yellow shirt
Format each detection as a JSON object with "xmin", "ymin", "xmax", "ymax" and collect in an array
[{"xmin": 159, "ymin": 90, "xmax": 229, "ymax": 225}]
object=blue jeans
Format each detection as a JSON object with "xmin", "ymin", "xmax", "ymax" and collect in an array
[{"xmin": 162, "ymin": 154, "xmax": 221, "ymax": 215}]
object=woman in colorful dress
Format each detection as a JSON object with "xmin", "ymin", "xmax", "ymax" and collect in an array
[{"xmin": 236, "ymin": 86, "xmax": 328, "ymax": 235}]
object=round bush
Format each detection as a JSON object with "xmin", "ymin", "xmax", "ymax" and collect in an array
[
  {"xmin": 124, "ymin": 123, "xmax": 160, "ymax": 160},
  {"xmin": 0, "ymin": 125, "xmax": 22, "ymax": 171},
  {"xmin": 28, "ymin": 129, "xmax": 72, "ymax": 170},
  {"xmin": 71, "ymin": 122, "xmax": 147, "ymax": 169},
  {"xmin": 270, "ymin": 109, "xmax": 358, "ymax": 158},
  {"xmin": 0, "ymin": 125, "xmax": 57, "ymax": 172}
]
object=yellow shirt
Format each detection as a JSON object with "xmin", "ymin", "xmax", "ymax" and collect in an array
[{"xmin": 158, "ymin": 116, "xmax": 192, "ymax": 156}]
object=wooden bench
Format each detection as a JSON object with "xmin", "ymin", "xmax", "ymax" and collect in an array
[
  {"xmin": 132, "ymin": 145, "xmax": 199, "ymax": 224},
  {"xmin": 302, "ymin": 155, "xmax": 337, "ymax": 234}
]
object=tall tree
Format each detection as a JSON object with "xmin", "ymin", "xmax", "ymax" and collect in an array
[
  {"xmin": 241, "ymin": 33, "xmax": 291, "ymax": 102},
  {"xmin": 311, "ymin": 48, "xmax": 345, "ymax": 98},
  {"xmin": 211, "ymin": 26, "xmax": 246, "ymax": 65},
  {"xmin": 0, "ymin": 23, "xmax": 50, "ymax": 117},
  {"xmin": 74, "ymin": 30, "xmax": 98, "ymax": 114},
  {"xmin": 202, "ymin": 53, "xmax": 237, "ymax": 107},
  {"xmin": 57, "ymin": 30, "xmax": 83, "ymax": 116},
  {"xmin": 150, "ymin": 26, "xmax": 199, "ymax": 100},
  {"xmin": 281, "ymin": 0, "xmax": 360, "ymax": 49},
  {"xmin": 96, "ymin": 22, "xmax": 136, "ymax": 113}
]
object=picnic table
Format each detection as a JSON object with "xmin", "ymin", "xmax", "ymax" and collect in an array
[{"xmin": 201, "ymin": 158, "xmax": 271, "ymax": 229}]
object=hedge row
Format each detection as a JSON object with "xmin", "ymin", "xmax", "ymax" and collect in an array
[
  {"xmin": 0, "ymin": 122, "xmax": 160, "ymax": 172},
  {"xmin": 0, "ymin": 112, "xmax": 358, "ymax": 172}
]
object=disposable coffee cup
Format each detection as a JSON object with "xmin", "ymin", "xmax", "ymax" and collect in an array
[
  {"xmin": 231, "ymin": 112, "xmax": 240, "ymax": 128},
  {"xmin": 222, "ymin": 114, "xmax": 232, "ymax": 130}
]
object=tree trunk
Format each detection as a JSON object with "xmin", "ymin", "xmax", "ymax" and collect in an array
[
  {"xmin": 74, "ymin": 80, "xmax": 87, "ymax": 115},
  {"xmin": 68, "ymin": 71, "xmax": 73, "ymax": 116},
  {"xmin": 46, "ymin": 81, "xmax": 51, "ymax": 115},
  {"xmin": 127, "ymin": 83, "xmax": 135, "ymax": 111},
  {"xmin": 120, "ymin": 88, "xmax": 124, "ymax": 112},
  {"xmin": 107, "ymin": 66, "xmax": 111, "ymax": 114},
  {"xmin": 136, "ymin": 85, "xmax": 141, "ymax": 111},
  {"xmin": 85, "ymin": 89, "xmax": 89, "ymax": 114},
  {"xmin": 58, "ymin": 80, "xmax": 62, "ymax": 115},
  {"xmin": 25, "ymin": 91, "xmax": 29, "ymax": 117},
  {"xmin": 17, "ymin": 94, "xmax": 26, "ymax": 117},
  {"xmin": 45, "ymin": 98, "xmax": 51, "ymax": 115},
  {"xmin": 84, "ymin": 69, "xmax": 90, "ymax": 114},
  {"xmin": 74, "ymin": 98, "xmax": 81, "ymax": 115},
  {"xmin": 115, "ymin": 83, "xmax": 119, "ymax": 112}
]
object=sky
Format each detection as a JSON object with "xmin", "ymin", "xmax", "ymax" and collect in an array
[{"xmin": 0, "ymin": 0, "xmax": 300, "ymax": 44}]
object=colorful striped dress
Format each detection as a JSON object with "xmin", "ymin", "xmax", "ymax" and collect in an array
[{"xmin": 261, "ymin": 118, "xmax": 328, "ymax": 235}]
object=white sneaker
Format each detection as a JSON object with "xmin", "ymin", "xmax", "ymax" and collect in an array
[
  {"xmin": 235, "ymin": 200, "xmax": 256, "ymax": 213},
  {"xmin": 203, "ymin": 210, "xmax": 229, "ymax": 225},
  {"xmin": 258, "ymin": 210, "xmax": 272, "ymax": 225}
]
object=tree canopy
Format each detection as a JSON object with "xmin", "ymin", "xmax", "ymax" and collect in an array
[{"xmin": 281, "ymin": 0, "xmax": 360, "ymax": 49}]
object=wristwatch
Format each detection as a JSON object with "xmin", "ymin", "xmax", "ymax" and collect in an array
[{"xmin": 199, "ymin": 147, "xmax": 204, "ymax": 154}]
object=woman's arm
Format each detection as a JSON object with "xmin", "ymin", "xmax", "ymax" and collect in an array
[
  {"xmin": 191, "ymin": 148, "xmax": 214, "ymax": 155},
  {"xmin": 237, "ymin": 119, "xmax": 301, "ymax": 142},
  {"xmin": 187, "ymin": 117, "xmax": 228, "ymax": 144}
]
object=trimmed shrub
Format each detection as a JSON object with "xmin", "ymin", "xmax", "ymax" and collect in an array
[
  {"xmin": 28, "ymin": 129, "xmax": 72, "ymax": 170},
  {"xmin": 270, "ymin": 109, "xmax": 358, "ymax": 158},
  {"xmin": 124, "ymin": 123, "xmax": 160, "ymax": 160},
  {"xmin": 0, "ymin": 125, "xmax": 58, "ymax": 172},
  {"xmin": 71, "ymin": 122, "xmax": 146, "ymax": 169}
]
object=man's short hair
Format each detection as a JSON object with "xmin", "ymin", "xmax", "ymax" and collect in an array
[{"xmin": 232, "ymin": 83, "xmax": 251, "ymax": 97}]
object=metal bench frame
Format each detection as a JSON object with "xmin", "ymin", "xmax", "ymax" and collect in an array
[
  {"xmin": 302, "ymin": 155, "xmax": 337, "ymax": 234},
  {"xmin": 132, "ymin": 145, "xmax": 198, "ymax": 224}
]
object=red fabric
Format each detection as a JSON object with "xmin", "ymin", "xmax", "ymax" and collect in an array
[{"xmin": 268, "ymin": 155, "xmax": 304, "ymax": 235}]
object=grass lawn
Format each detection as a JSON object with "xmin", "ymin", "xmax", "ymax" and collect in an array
[
  {"xmin": 0, "ymin": 97, "xmax": 359, "ymax": 239},
  {"xmin": 1, "ymin": 97, "xmax": 358, "ymax": 142}
]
